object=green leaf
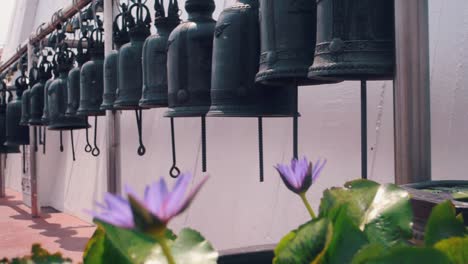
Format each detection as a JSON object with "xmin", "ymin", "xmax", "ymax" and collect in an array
[
  {"xmin": 319, "ymin": 180, "xmax": 412, "ymax": 247},
  {"xmin": 434, "ymin": 236, "xmax": 468, "ymax": 264},
  {"xmin": 96, "ymin": 220, "xmax": 175, "ymax": 263},
  {"xmin": 352, "ymin": 246, "xmax": 451, "ymax": 264},
  {"xmin": 324, "ymin": 206, "xmax": 369, "ymax": 264},
  {"xmin": 83, "ymin": 226, "xmax": 130, "ymax": 264},
  {"xmin": 274, "ymin": 218, "xmax": 332, "ymax": 264},
  {"xmin": 145, "ymin": 228, "xmax": 218, "ymax": 264},
  {"xmin": 425, "ymin": 200, "xmax": 466, "ymax": 246}
]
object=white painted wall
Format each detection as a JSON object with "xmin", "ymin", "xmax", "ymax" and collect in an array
[{"xmin": 2, "ymin": 0, "xmax": 466, "ymax": 251}]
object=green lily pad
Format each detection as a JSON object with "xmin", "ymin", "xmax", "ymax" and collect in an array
[
  {"xmin": 434, "ymin": 236, "xmax": 468, "ymax": 264},
  {"xmin": 352, "ymin": 246, "xmax": 451, "ymax": 264},
  {"xmin": 144, "ymin": 228, "xmax": 218, "ymax": 264},
  {"xmin": 274, "ymin": 218, "xmax": 332, "ymax": 264},
  {"xmin": 424, "ymin": 200, "xmax": 466, "ymax": 247},
  {"xmin": 83, "ymin": 226, "xmax": 129, "ymax": 264},
  {"xmin": 319, "ymin": 180, "xmax": 412, "ymax": 247}
]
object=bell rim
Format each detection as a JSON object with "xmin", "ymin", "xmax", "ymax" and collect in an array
[
  {"xmin": 255, "ymin": 69, "xmax": 340, "ymax": 86},
  {"xmin": 308, "ymin": 64, "xmax": 395, "ymax": 81},
  {"xmin": 138, "ymin": 99, "xmax": 168, "ymax": 109},
  {"xmin": 76, "ymin": 109, "xmax": 106, "ymax": 117},
  {"xmin": 164, "ymin": 106, "xmax": 210, "ymax": 118},
  {"xmin": 28, "ymin": 120, "xmax": 45, "ymax": 126},
  {"xmin": 4, "ymin": 141, "xmax": 30, "ymax": 147},
  {"xmin": 47, "ymin": 124, "xmax": 90, "ymax": 131},
  {"xmin": 207, "ymin": 111, "xmax": 297, "ymax": 118}
]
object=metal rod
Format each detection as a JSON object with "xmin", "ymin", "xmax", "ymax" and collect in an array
[
  {"xmin": 361, "ymin": 80, "xmax": 368, "ymax": 180},
  {"xmin": 34, "ymin": 127, "xmax": 38, "ymax": 152},
  {"xmin": 293, "ymin": 86, "xmax": 299, "ymax": 160},
  {"xmin": 201, "ymin": 116, "xmax": 207, "ymax": 173},
  {"xmin": 0, "ymin": 154, "xmax": 5, "ymax": 198},
  {"xmin": 22, "ymin": 145, "xmax": 26, "ymax": 174},
  {"xmin": 135, "ymin": 109, "xmax": 146, "ymax": 156},
  {"xmin": 70, "ymin": 130, "xmax": 76, "ymax": 161},
  {"xmin": 394, "ymin": 0, "xmax": 431, "ymax": 184},
  {"xmin": 42, "ymin": 128, "xmax": 46, "ymax": 154},
  {"xmin": 258, "ymin": 117, "xmax": 264, "ymax": 182},
  {"xmin": 59, "ymin": 130, "xmax": 64, "ymax": 152},
  {"xmin": 0, "ymin": 0, "xmax": 93, "ymax": 74},
  {"xmin": 85, "ymin": 117, "xmax": 92, "ymax": 153}
]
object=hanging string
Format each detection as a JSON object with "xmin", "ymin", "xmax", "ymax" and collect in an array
[
  {"xmin": 201, "ymin": 116, "xmax": 207, "ymax": 173},
  {"xmin": 258, "ymin": 117, "xmax": 264, "ymax": 182},
  {"xmin": 70, "ymin": 130, "xmax": 76, "ymax": 161},
  {"xmin": 33, "ymin": 127, "xmax": 38, "ymax": 153},
  {"xmin": 22, "ymin": 145, "xmax": 26, "ymax": 174},
  {"xmin": 59, "ymin": 130, "xmax": 64, "ymax": 152},
  {"xmin": 169, "ymin": 117, "xmax": 180, "ymax": 178},
  {"xmin": 92, "ymin": 116, "xmax": 100, "ymax": 157},
  {"xmin": 135, "ymin": 109, "xmax": 146, "ymax": 156},
  {"xmin": 42, "ymin": 128, "xmax": 46, "ymax": 154},
  {"xmin": 361, "ymin": 79, "xmax": 368, "ymax": 180},
  {"xmin": 85, "ymin": 117, "xmax": 92, "ymax": 153}
]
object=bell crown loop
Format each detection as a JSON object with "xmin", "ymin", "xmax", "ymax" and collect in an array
[
  {"xmin": 113, "ymin": 3, "xmax": 130, "ymax": 48},
  {"xmin": 154, "ymin": 0, "xmax": 181, "ymax": 28},
  {"xmin": 89, "ymin": 27, "xmax": 105, "ymax": 58},
  {"xmin": 38, "ymin": 55, "xmax": 53, "ymax": 81},
  {"xmin": 126, "ymin": 0, "xmax": 151, "ymax": 40},
  {"xmin": 55, "ymin": 43, "xmax": 75, "ymax": 73}
]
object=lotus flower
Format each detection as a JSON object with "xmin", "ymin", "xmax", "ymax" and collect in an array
[
  {"xmin": 275, "ymin": 157, "xmax": 326, "ymax": 194},
  {"xmin": 88, "ymin": 173, "xmax": 208, "ymax": 229}
]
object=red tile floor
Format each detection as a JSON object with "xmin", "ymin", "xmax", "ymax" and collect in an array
[{"xmin": 0, "ymin": 189, "xmax": 95, "ymax": 262}]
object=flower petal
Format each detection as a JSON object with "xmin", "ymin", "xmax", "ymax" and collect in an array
[
  {"xmin": 164, "ymin": 172, "xmax": 192, "ymax": 219},
  {"xmin": 170, "ymin": 175, "xmax": 209, "ymax": 217},
  {"xmin": 145, "ymin": 179, "xmax": 168, "ymax": 218}
]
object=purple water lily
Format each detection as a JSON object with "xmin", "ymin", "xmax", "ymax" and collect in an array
[
  {"xmin": 276, "ymin": 157, "xmax": 327, "ymax": 194},
  {"xmin": 88, "ymin": 173, "xmax": 208, "ymax": 229}
]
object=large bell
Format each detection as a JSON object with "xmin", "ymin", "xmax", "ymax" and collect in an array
[
  {"xmin": 66, "ymin": 35, "xmax": 90, "ymax": 116},
  {"xmin": 77, "ymin": 28, "xmax": 105, "ymax": 116},
  {"xmin": 113, "ymin": 0, "xmax": 151, "ymax": 110},
  {"xmin": 209, "ymin": 0, "xmax": 296, "ymax": 117},
  {"xmin": 139, "ymin": 0, "xmax": 180, "ymax": 108},
  {"xmin": 19, "ymin": 89, "xmax": 31, "ymax": 126},
  {"xmin": 41, "ymin": 78, "xmax": 54, "ymax": 125},
  {"xmin": 47, "ymin": 44, "xmax": 89, "ymax": 131},
  {"xmin": 101, "ymin": 5, "xmax": 130, "ymax": 111},
  {"xmin": 255, "ymin": 0, "xmax": 330, "ymax": 86},
  {"xmin": 5, "ymin": 78, "xmax": 30, "ymax": 146},
  {"xmin": 165, "ymin": 0, "xmax": 216, "ymax": 117},
  {"xmin": 308, "ymin": 0, "xmax": 395, "ymax": 80},
  {"xmin": 29, "ymin": 56, "xmax": 52, "ymax": 125}
]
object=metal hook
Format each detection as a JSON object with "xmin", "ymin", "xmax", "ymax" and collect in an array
[
  {"xmin": 34, "ymin": 127, "xmax": 38, "ymax": 152},
  {"xmin": 92, "ymin": 116, "xmax": 100, "ymax": 157},
  {"xmin": 59, "ymin": 130, "xmax": 64, "ymax": 152},
  {"xmin": 135, "ymin": 109, "xmax": 146, "ymax": 156},
  {"xmin": 70, "ymin": 130, "xmax": 76, "ymax": 161},
  {"xmin": 169, "ymin": 117, "xmax": 180, "ymax": 178},
  {"xmin": 201, "ymin": 116, "xmax": 207, "ymax": 173},
  {"xmin": 42, "ymin": 128, "xmax": 46, "ymax": 154},
  {"xmin": 85, "ymin": 118, "xmax": 92, "ymax": 153}
]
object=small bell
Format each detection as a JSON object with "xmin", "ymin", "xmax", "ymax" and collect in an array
[
  {"xmin": 308, "ymin": 0, "xmax": 395, "ymax": 80},
  {"xmin": 140, "ymin": 0, "xmax": 180, "ymax": 108},
  {"xmin": 66, "ymin": 35, "xmax": 91, "ymax": 116},
  {"xmin": 101, "ymin": 3, "xmax": 130, "ymax": 111},
  {"xmin": 29, "ymin": 55, "xmax": 53, "ymax": 125},
  {"xmin": 165, "ymin": 0, "xmax": 216, "ymax": 117},
  {"xmin": 114, "ymin": 0, "xmax": 151, "ymax": 110},
  {"xmin": 0, "ymin": 84, "xmax": 20, "ymax": 153},
  {"xmin": 77, "ymin": 28, "xmax": 105, "ymax": 116},
  {"xmin": 5, "ymin": 77, "xmax": 30, "ymax": 146},
  {"xmin": 47, "ymin": 44, "xmax": 89, "ymax": 131},
  {"xmin": 19, "ymin": 89, "xmax": 31, "ymax": 126},
  {"xmin": 255, "ymin": 0, "xmax": 333, "ymax": 86}
]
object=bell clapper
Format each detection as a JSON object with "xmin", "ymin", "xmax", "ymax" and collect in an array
[
  {"xmin": 293, "ymin": 84, "xmax": 299, "ymax": 160},
  {"xmin": 361, "ymin": 79, "xmax": 368, "ymax": 180},
  {"xmin": 258, "ymin": 117, "xmax": 264, "ymax": 182},
  {"xmin": 33, "ymin": 127, "xmax": 38, "ymax": 153},
  {"xmin": 135, "ymin": 109, "xmax": 146, "ymax": 156},
  {"xmin": 85, "ymin": 117, "xmax": 92, "ymax": 153},
  {"xmin": 42, "ymin": 128, "xmax": 46, "ymax": 154},
  {"xmin": 201, "ymin": 116, "xmax": 207, "ymax": 173},
  {"xmin": 59, "ymin": 130, "xmax": 64, "ymax": 152},
  {"xmin": 70, "ymin": 130, "xmax": 76, "ymax": 161},
  {"xmin": 169, "ymin": 117, "xmax": 180, "ymax": 178},
  {"xmin": 92, "ymin": 116, "xmax": 100, "ymax": 157}
]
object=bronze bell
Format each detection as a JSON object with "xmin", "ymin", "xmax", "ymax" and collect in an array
[
  {"xmin": 139, "ymin": 0, "xmax": 180, "ymax": 108},
  {"xmin": 0, "ymin": 86, "xmax": 20, "ymax": 153},
  {"xmin": 77, "ymin": 28, "xmax": 105, "ymax": 116},
  {"xmin": 101, "ymin": 4, "xmax": 130, "ymax": 110},
  {"xmin": 19, "ymin": 89, "xmax": 31, "ymax": 126},
  {"xmin": 66, "ymin": 35, "xmax": 90, "ymax": 116},
  {"xmin": 30, "ymin": 56, "xmax": 53, "ymax": 125},
  {"xmin": 5, "ymin": 78, "xmax": 30, "ymax": 146},
  {"xmin": 41, "ymin": 78, "xmax": 54, "ymax": 125},
  {"xmin": 308, "ymin": 0, "xmax": 395, "ymax": 80},
  {"xmin": 209, "ymin": 0, "xmax": 297, "ymax": 117},
  {"xmin": 47, "ymin": 44, "xmax": 89, "ymax": 131},
  {"xmin": 114, "ymin": 0, "xmax": 151, "ymax": 110},
  {"xmin": 165, "ymin": 0, "xmax": 216, "ymax": 117},
  {"xmin": 255, "ymin": 0, "xmax": 332, "ymax": 86}
]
